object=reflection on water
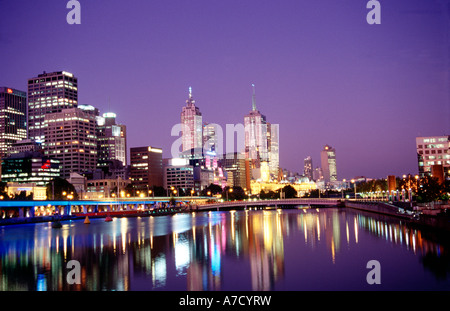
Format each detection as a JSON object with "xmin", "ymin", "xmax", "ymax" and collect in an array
[{"xmin": 0, "ymin": 208, "xmax": 449, "ymax": 291}]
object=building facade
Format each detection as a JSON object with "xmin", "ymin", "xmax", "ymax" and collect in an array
[
  {"xmin": 130, "ymin": 146, "xmax": 163, "ymax": 191},
  {"xmin": 27, "ymin": 71, "xmax": 78, "ymax": 144},
  {"xmin": 303, "ymin": 156, "xmax": 313, "ymax": 181},
  {"xmin": 97, "ymin": 112, "xmax": 127, "ymax": 167},
  {"xmin": 416, "ymin": 135, "xmax": 450, "ymax": 178},
  {"xmin": 267, "ymin": 122, "xmax": 279, "ymax": 177},
  {"xmin": 1, "ymin": 151, "xmax": 60, "ymax": 187},
  {"xmin": 163, "ymin": 158, "xmax": 194, "ymax": 193},
  {"xmin": 0, "ymin": 87, "xmax": 28, "ymax": 158},
  {"xmin": 43, "ymin": 105, "xmax": 98, "ymax": 178},
  {"xmin": 320, "ymin": 145, "xmax": 337, "ymax": 183},
  {"xmin": 220, "ymin": 152, "xmax": 247, "ymax": 189}
]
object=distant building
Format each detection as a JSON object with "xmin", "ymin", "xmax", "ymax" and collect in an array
[
  {"xmin": 303, "ymin": 156, "xmax": 313, "ymax": 181},
  {"xmin": 7, "ymin": 139, "xmax": 42, "ymax": 156},
  {"xmin": 313, "ymin": 167, "xmax": 323, "ymax": 182},
  {"xmin": 43, "ymin": 105, "xmax": 98, "ymax": 178},
  {"xmin": 86, "ymin": 177, "xmax": 131, "ymax": 199},
  {"xmin": 220, "ymin": 152, "xmax": 247, "ymax": 189},
  {"xmin": 416, "ymin": 135, "xmax": 449, "ymax": 178},
  {"xmin": 244, "ymin": 84, "xmax": 268, "ymax": 166},
  {"xmin": 96, "ymin": 112, "xmax": 127, "ymax": 167},
  {"xmin": 1, "ymin": 151, "xmax": 60, "ymax": 187},
  {"xmin": 320, "ymin": 145, "xmax": 337, "ymax": 183},
  {"xmin": 267, "ymin": 122, "xmax": 279, "ymax": 177},
  {"xmin": 0, "ymin": 87, "xmax": 28, "ymax": 157},
  {"xmin": 27, "ymin": 71, "xmax": 78, "ymax": 144},
  {"xmin": 202, "ymin": 122, "xmax": 219, "ymax": 153},
  {"xmin": 130, "ymin": 146, "xmax": 163, "ymax": 191}
]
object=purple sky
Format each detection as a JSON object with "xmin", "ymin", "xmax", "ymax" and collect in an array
[{"xmin": 0, "ymin": 0, "xmax": 449, "ymax": 180}]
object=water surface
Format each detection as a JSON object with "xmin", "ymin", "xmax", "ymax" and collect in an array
[{"xmin": 0, "ymin": 208, "xmax": 449, "ymax": 291}]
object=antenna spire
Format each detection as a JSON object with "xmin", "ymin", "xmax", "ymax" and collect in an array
[{"xmin": 251, "ymin": 84, "xmax": 256, "ymax": 111}]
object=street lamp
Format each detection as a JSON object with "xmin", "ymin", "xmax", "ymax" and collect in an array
[
  {"xmin": 226, "ymin": 188, "xmax": 233, "ymax": 201},
  {"xmin": 351, "ymin": 179, "xmax": 356, "ymax": 200}
]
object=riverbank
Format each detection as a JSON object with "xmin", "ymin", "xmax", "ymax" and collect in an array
[{"xmin": 0, "ymin": 206, "xmax": 189, "ymax": 226}]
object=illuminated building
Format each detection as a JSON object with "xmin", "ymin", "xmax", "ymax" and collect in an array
[
  {"xmin": 7, "ymin": 139, "xmax": 41, "ymax": 156},
  {"xmin": 27, "ymin": 71, "xmax": 78, "ymax": 144},
  {"xmin": 86, "ymin": 177, "xmax": 131, "ymax": 199},
  {"xmin": 244, "ymin": 84, "xmax": 268, "ymax": 166},
  {"xmin": 180, "ymin": 148, "xmax": 223, "ymax": 191},
  {"xmin": 202, "ymin": 122, "xmax": 219, "ymax": 153},
  {"xmin": 130, "ymin": 146, "xmax": 163, "ymax": 190},
  {"xmin": 250, "ymin": 180, "xmax": 317, "ymax": 197},
  {"xmin": 303, "ymin": 156, "xmax": 313, "ymax": 181},
  {"xmin": 416, "ymin": 135, "xmax": 450, "ymax": 178},
  {"xmin": 1, "ymin": 151, "xmax": 60, "ymax": 187},
  {"xmin": 0, "ymin": 87, "xmax": 28, "ymax": 158},
  {"xmin": 219, "ymin": 152, "xmax": 247, "ymax": 189},
  {"xmin": 320, "ymin": 145, "xmax": 337, "ymax": 183},
  {"xmin": 43, "ymin": 105, "xmax": 98, "ymax": 178},
  {"xmin": 181, "ymin": 87, "xmax": 203, "ymax": 153},
  {"xmin": 267, "ymin": 122, "xmax": 279, "ymax": 177},
  {"xmin": 96, "ymin": 112, "xmax": 127, "ymax": 167},
  {"xmin": 163, "ymin": 158, "xmax": 194, "ymax": 192}
]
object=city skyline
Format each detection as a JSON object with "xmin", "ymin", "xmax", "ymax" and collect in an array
[{"xmin": 0, "ymin": 0, "xmax": 449, "ymax": 180}]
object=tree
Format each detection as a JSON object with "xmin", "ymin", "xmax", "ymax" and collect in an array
[
  {"xmin": 46, "ymin": 177, "xmax": 78, "ymax": 200},
  {"xmin": 416, "ymin": 176, "xmax": 444, "ymax": 203},
  {"xmin": 279, "ymin": 185, "xmax": 297, "ymax": 198},
  {"xmin": 223, "ymin": 186, "xmax": 247, "ymax": 201},
  {"xmin": 260, "ymin": 190, "xmax": 278, "ymax": 199},
  {"xmin": 201, "ymin": 183, "xmax": 223, "ymax": 196}
]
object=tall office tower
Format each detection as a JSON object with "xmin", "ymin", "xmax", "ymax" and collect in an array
[
  {"xmin": 244, "ymin": 84, "xmax": 268, "ymax": 166},
  {"xmin": 27, "ymin": 71, "xmax": 78, "ymax": 144},
  {"xmin": 267, "ymin": 122, "xmax": 279, "ymax": 176},
  {"xmin": 0, "ymin": 87, "xmax": 28, "ymax": 157},
  {"xmin": 320, "ymin": 145, "xmax": 337, "ymax": 183},
  {"xmin": 416, "ymin": 135, "xmax": 450, "ymax": 178},
  {"xmin": 220, "ymin": 152, "xmax": 247, "ymax": 189},
  {"xmin": 304, "ymin": 156, "xmax": 313, "ymax": 180},
  {"xmin": 130, "ymin": 146, "xmax": 163, "ymax": 191},
  {"xmin": 43, "ymin": 105, "xmax": 98, "ymax": 178},
  {"xmin": 202, "ymin": 122, "xmax": 219, "ymax": 153},
  {"xmin": 97, "ymin": 112, "xmax": 127, "ymax": 167},
  {"xmin": 181, "ymin": 87, "xmax": 203, "ymax": 153}
]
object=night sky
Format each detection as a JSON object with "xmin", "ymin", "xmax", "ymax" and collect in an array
[{"xmin": 0, "ymin": 0, "xmax": 448, "ymax": 180}]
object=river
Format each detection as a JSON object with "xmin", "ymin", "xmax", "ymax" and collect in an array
[{"xmin": 0, "ymin": 208, "xmax": 449, "ymax": 291}]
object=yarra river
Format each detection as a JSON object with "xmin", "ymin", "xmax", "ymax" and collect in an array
[{"xmin": 0, "ymin": 208, "xmax": 449, "ymax": 291}]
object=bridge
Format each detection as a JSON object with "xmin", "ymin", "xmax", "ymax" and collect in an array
[
  {"xmin": 0, "ymin": 196, "xmax": 420, "ymax": 225},
  {"xmin": 196, "ymin": 198, "xmax": 343, "ymax": 211}
]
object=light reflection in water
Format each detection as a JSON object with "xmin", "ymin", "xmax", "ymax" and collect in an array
[{"xmin": 0, "ymin": 208, "xmax": 448, "ymax": 291}]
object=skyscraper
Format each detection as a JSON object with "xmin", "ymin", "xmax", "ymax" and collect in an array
[
  {"xmin": 303, "ymin": 156, "xmax": 313, "ymax": 180},
  {"xmin": 97, "ymin": 112, "xmax": 127, "ymax": 167},
  {"xmin": 27, "ymin": 71, "xmax": 78, "ymax": 144},
  {"xmin": 202, "ymin": 122, "xmax": 219, "ymax": 153},
  {"xmin": 244, "ymin": 84, "xmax": 268, "ymax": 167},
  {"xmin": 43, "ymin": 105, "xmax": 98, "ymax": 178},
  {"xmin": 0, "ymin": 87, "xmax": 28, "ymax": 157},
  {"xmin": 320, "ymin": 145, "xmax": 337, "ymax": 183},
  {"xmin": 181, "ymin": 87, "xmax": 203, "ymax": 153},
  {"xmin": 267, "ymin": 122, "xmax": 279, "ymax": 176}
]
